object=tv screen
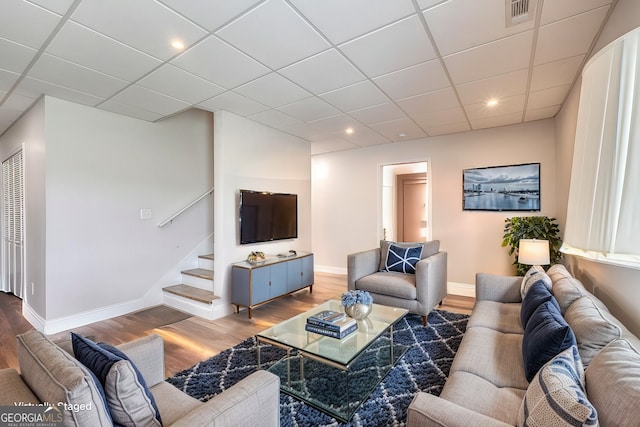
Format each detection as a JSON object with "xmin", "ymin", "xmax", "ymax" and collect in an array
[
  {"xmin": 240, "ymin": 190, "xmax": 298, "ymax": 244},
  {"xmin": 463, "ymin": 163, "xmax": 540, "ymax": 211}
]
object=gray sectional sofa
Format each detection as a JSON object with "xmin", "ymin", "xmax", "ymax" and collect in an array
[
  {"xmin": 408, "ymin": 264, "xmax": 640, "ymax": 426},
  {"xmin": 0, "ymin": 330, "xmax": 280, "ymax": 426}
]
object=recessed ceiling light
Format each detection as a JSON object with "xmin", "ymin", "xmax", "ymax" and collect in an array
[
  {"xmin": 398, "ymin": 132, "xmax": 407, "ymax": 138},
  {"xmin": 345, "ymin": 127, "xmax": 354, "ymax": 135},
  {"xmin": 487, "ymin": 98, "xmax": 499, "ymax": 107},
  {"xmin": 170, "ymin": 40, "xmax": 185, "ymax": 50}
]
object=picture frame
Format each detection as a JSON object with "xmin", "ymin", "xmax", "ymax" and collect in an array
[{"xmin": 462, "ymin": 163, "xmax": 541, "ymax": 211}]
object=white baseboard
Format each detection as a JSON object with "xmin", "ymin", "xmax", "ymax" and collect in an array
[
  {"xmin": 315, "ymin": 265, "xmax": 347, "ymax": 275},
  {"xmin": 24, "ymin": 298, "xmax": 149, "ymax": 335},
  {"xmin": 447, "ymin": 281, "xmax": 475, "ymax": 298}
]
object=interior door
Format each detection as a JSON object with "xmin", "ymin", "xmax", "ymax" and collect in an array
[
  {"xmin": 2, "ymin": 150, "xmax": 24, "ymax": 298},
  {"xmin": 397, "ymin": 173, "xmax": 427, "ymax": 242}
]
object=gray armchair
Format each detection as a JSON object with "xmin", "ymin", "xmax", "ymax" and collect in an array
[{"xmin": 347, "ymin": 240, "xmax": 447, "ymax": 326}]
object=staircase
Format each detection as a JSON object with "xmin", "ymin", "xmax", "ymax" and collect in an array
[{"xmin": 162, "ymin": 254, "xmax": 222, "ymax": 319}]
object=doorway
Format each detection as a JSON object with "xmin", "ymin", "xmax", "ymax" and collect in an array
[
  {"xmin": 382, "ymin": 161, "xmax": 430, "ymax": 242},
  {"xmin": 2, "ymin": 149, "xmax": 25, "ymax": 298}
]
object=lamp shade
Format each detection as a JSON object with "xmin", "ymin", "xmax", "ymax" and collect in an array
[{"xmin": 518, "ymin": 239, "xmax": 550, "ymax": 265}]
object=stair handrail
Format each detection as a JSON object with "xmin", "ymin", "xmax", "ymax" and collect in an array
[{"xmin": 157, "ymin": 187, "xmax": 214, "ymax": 227}]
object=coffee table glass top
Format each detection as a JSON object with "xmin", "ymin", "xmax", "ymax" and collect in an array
[{"xmin": 257, "ymin": 299, "xmax": 408, "ymax": 366}]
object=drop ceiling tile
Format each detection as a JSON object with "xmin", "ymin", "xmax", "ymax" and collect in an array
[
  {"xmin": 71, "ymin": 0, "xmax": 207, "ymax": 60},
  {"xmin": 528, "ymin": 85, "xmax": 571, "ymax": 110},
  {"xmin": 98, "ymin": 99, "xmax": 163, "ymax": 121},
  {"xmin": 289, "ymin": 0, "xmax": 415, "ymax": 45},
  {"xmin": 417, "ymin": 0, "xmax": 449, "ymax": 10},
  {"xmin": 457, "ymin": 69, "xmax": 528, "ymax": 105},
  {"xmin": 28, "ymin": 0, "xmax": 75, "ymax": 15},
  {"xmin": 373, "ymin": 60, "xmax": 450, "ymax": 100},
  {"xmin": 172, "ymin": 36, "xmax": 269, "ymax": 89},
  {"xmin": 424, "ymin": 0, "xmax": 534, "ymax": 56},
  {"xmin": 413, "ymin": 107, "xmax": 467, "ymax": 128},
  {"xmin": 444, "ymin": 31, "xmax": 534, "ymax": 84},
  {"xmin": 235, "ymin": 73, "xmax": 310, "ymax": 108},
  {"xmin": 320, "ymin": 81, "xmax": 389, "ymax": 112},
  {"xmin": 279, "ymin": 49, "xmax": 365, "ymax": 95},
  {"xmin": 0, "ymin": 0, "xmax": 61, "ymax": 48},
  {"xmin": 0, "ymin": 105, "xmax": 23, "ymax": 123},
  {"xmin": 541, "ymin": 0, "xmax": 612, "ymax": 25},
  {"xmin": 470, "ymin": 112, "xmax": 523, "ymax": 130},
  {"xmin": 423, "ymin": 121, "xmax": 471, "ymax": 136},
  {"xmin": 29, "ymin": 54, "xmax": 128, "ymax": 98},
  {"xmin": 370, "ymin": 118, "xmax": 426, "ymax": 141},
  {"xmin": 0, "ymin": 37, "xmax": 38, "ymax": 74},
  {"xmin": 349, "ymin": 102, "xmax": 406, "ymax": 125},
  {"xmin": 396, "ymin": 87, "xmax": 459, "ymax": 117},
  {"xmin": 525, "ymin": 105, "xmax": 561, "ymax": 121},
  {"xmin": 138, "ymin": 64, "xmax": 225, "ymax": 104},
  {"xmin": 0, "ymin": 69, "xmax": 19, "ymax": 92},
  {"xmin": 277, "ymin": 97, "xmax": 340, "ymax": 122},
  {"xmin": 2, "ymin": 91, "xmax": 36, "ymax": 110},
  {"xmin": 530, "ymin": 55, "xmax": 584, "ymax": 91},
  {"xmin": 247, "ymin": 109, "xmax": 302, "ymax": 129},
  {"xmin": 109, "ymin": 85, "xmax": 190, "ymax": 116},
  {"xmin": 280, "ymin": 121, "xmax": 326, "ymax": 140},
  {"xmin": 46, "ymin": 21, "xmax": 162, "ymax": 82},
  {"xmin": 535, "ymin": 7, "xmax": 609, "ymax": 65},
  {"xmin": 465, "ymin": 94, "xmax": 525, "ymax": 120},
  {"xmin": 15, "ymin": 77, "xmax": 104, "ymax": 106},
  {"xmin": 339, "ymin": 15, "xmax": 436, "ymax": 78},
  {"xmin": 197, "ymin": 91, "xmax": 269, "ymax": 116},
  {"xmin": 310, "ymin": 138, "xmax": 358, "ymax": 155},
  {"xmin": 309, "ymin": 114, "xmax": 362, "ymax": 134},
  {"xmin": 341, "ymin": 126, "xmax": 389, "ymax": 146},
  {"xmin": 159, "ymin": 0, "xmax": 261, "ymax": 31},
  {"xmin": 216, "ymin": 0, "xmax": 329, "ymax": 70}
]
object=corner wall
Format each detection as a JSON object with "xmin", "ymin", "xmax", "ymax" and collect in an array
[
  {"xmin": 213, "ymin": 111, "xmax": 311, "ymax": 311},
  {"xmin": 312, "ymin": 119, "xmax": 557, "ymax": 287}
]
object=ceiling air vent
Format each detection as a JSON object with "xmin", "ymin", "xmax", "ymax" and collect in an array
[{"xmin": 506, "ymin": 0, "xmax": 535, "ymax": 27}]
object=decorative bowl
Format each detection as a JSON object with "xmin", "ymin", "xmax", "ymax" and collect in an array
[{"xmin": 344, "ymin": 303, "xmax": 372, "ymax": 320}]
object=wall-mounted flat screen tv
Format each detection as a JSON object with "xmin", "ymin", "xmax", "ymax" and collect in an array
[
  {"xmin": 239, "ymin": 190, "xmax": 298, "ymax": 244},
  {"xmin": 463, "ymin": 163, "xmax": 541, "ymax": 211}
]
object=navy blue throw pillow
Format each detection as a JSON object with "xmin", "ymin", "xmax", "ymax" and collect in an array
[
  {"xmin": 520, "ymin": 280, "xmax": 560, "ymax": 329},
  {"xmin": 522, "ymin": 301, "xmax": 577, "ymax": 382},
  {"xmin": 384, "ymin": 244, "xmax": 423, "ymax": 274}
]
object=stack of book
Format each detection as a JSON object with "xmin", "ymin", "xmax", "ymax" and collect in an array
[{"xmin": 305, "ymin": 310, "xmax": 357, "ymax": 339}]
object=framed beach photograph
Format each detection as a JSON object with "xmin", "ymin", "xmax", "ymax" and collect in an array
[{"xmin": 463, "ymin": 163, "xmax": 541, "ymax": 211}]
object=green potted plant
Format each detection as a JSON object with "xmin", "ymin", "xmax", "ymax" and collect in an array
[{"xmin": 502, "ymin": 216, "xmax": 562, "ymax": 275}]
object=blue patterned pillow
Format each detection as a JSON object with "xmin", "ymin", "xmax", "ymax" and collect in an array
[
  {"xmin": 383, "ymin": 244, "xmax": 423, "ymax": 274},
  {"xmin": 519, "ymin": 346, "xmax": 598, "ymax": 426},
  {"xmin": 522, "ymin": 301, "xmax": 577, "ymax": 382}
]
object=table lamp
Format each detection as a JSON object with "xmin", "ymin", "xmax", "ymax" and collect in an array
[{"xmin": 518, "ymin": 239, "xmax": 550, "ymax": 266}]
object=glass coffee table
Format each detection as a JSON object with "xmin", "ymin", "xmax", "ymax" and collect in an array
[{"xmin": 257, "ymin": 300, "xmax": 408, "ymax": 422}]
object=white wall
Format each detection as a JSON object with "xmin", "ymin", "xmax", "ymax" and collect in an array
[
  {"xmin": 0, "ymin": 98, "xmax": 46, "ymax": 317},
  {"xmin": 213, "ymin": 111, "xmax": 311, "ymax": 307},
  {"xmin": 1, "ymin": 96, "xmax": 214, "ymax": 332},
  {"xmin": 312, "ymin": 119, "xmax": 557, "ymax": 286},
  {"xmin": 554, "ymin": 0, "xmax": 640, "ymax": 336}
]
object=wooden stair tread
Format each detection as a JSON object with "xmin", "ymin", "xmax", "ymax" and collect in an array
[
  {"xmin": 163, "ymin": 284, "xmax": 219, "ymax": 304},
  {"xmin": 198, "ymin": 254, "xmax": 214, "ymax": 261},
  {"xmin": 181, "ymin": 268, "xmax": 213, "ymax": 280}
]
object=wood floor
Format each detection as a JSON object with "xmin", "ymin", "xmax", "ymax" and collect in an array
[{"xmin": 0, "ymin": 272, "xmax": 474, "ymax": 377}]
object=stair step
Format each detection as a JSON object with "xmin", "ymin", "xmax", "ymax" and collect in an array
[
  {"xmin": 198, "ymin": 254, "xmax": 214, "ymax": 261},
  {"xmin": 163, "ymin": 284, "xmax": 219, "ymax": 305},
  {"xmin": 181, "ymin": 268, "xmax": 213, "ymax": 280}
]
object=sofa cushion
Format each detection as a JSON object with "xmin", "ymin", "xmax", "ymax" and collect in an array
[
  {"xmin": 149, "ymin": 382, "xmax": 202, "ymax": 426},
  {"xmin": 355, "ymin": 271, "xmax": 416, "ymax": 299},
  {"xmin": 16, "ymin": 330, "xmax": 113, "ymax": 426},
  {"xmin": 518, "ymin": 346, "xmax": 598, "ymax": 427},
  {"xmin": 552, "ymin": 275, "xmax": 588, "ymax": 314},
  {"xmin": 72, "ymin": 333, "xmax": 162, "ymax": 427},
  {"xmin": 520, "ymin": 265, "xmax": 551, "ymax": 299},
  {"xmin": 522, "ymin": 301, "xmax": 577, "ymax": 382},
  {"xmin": 0, "ymin": 368, "xmax": 40, "ymax": 405},
  {"xmin": 382, "ymin": 243, "xmax": 423, "ymax": 274},
  {"xmin": 564, "ymin": 296, "xmax": 622, "ymax": 366},
  {"xmin": 586, "ymin": 339, "xmax": 640, "ymax": 427},
  {"xmin": 520, "ymin": 281, "xmax": 559, "ymax": 329},
  {"xmin": 467, "ymin": 301, "xmax": 523, "ymax": 334},
  {"xmin": 378, "ymin": 240, "xmax": 439, "ymax": 271}
]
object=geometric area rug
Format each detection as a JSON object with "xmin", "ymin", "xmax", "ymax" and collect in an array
[{"xmin": 166, "ymin": 309, "xmax": 469, "ymax": 427}]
